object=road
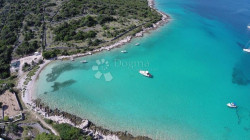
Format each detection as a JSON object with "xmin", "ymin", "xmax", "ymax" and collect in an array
[{"xmin": 30, "ymin": 110, "xmax": 59, "ymax": 136}]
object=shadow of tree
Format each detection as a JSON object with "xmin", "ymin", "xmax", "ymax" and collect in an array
[{"xmin": 3, "ymin": 105, "xmax": 8, "ymax": 111}]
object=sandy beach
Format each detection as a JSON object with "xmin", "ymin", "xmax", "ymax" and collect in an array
[
  {"xmin": 16, "ymin": 54, "xmax": 51, "ymax": 105},
  {"xmin": 16, "ymin": 0, "xmax": 170, "ymax": 139}
]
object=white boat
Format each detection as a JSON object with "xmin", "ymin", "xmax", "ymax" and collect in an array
[
  {"xmin": 139, "ymin": 70, "xmax": 152, "ymax": 78},
  {"xmin": 135, "ymin": 43, "xmax": 140, "ymax": 46},
  {"xmin": 248, "ymin": 25, "xmax": 250, "ymax": 29},
  {"xmin": 227, "ymin": 102, "xmax": 237, "ymax": 108},
  {"xmin": 81, "ymin": 60, "xmax": 87, "ymax": 63},
  {"xmin": 121, "ymin": 50, "xmax": 127, "ymax": 53},
  {"xmin": 243, "ymin": 48, "xmax": 250, "ymax": 52}
]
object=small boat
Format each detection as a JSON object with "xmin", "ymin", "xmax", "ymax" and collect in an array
[
  {"xmin": 81, "ymin": 60, "xmax": 87, "ymax": 63},
  {"xmin": 243, "ymin": 48, "xmax": 250, "ymax": 52},
  {"xmin": 139, "ymin": 70, "xmax": 152, "ymax": 78},
  {"xmin": 248, "ymin": 25, "xmax": 250, "ymax": 29},
  {"xmin": 121, "ymin": 50, "xmax": 127, "ymax": 53},
  {"xmin": 227, "ymin": 102, "xmax": 237, "ymax": 108},
  {"xmin": 135, "ymin": 43, "xmax": 140, "ymax": 46},
  {"xmin": 71, "ymin": 58, "xmax": 75, "ymax": 61}
]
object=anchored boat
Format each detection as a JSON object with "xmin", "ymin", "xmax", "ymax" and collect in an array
[
  {"xmin": 81, "ymin": 60, "xmax": 87, "ymax": 63},
  {"xmin": 243, "ymin": 48, "xmax": 250, "ymax": 52},
  {"xmin": 139, "ymin": 70, "xmax": 152, "ymax": 78},
  {"xmin": 121, "ymin": 50, "xmax": 127, "ymax": 53},
  {"xmin": 227, "ymin": 102, "xmax": 237, "ymax": 108}
]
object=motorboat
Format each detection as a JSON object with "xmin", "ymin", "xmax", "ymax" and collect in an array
[
  {"xmin": 139, "ymin": 70, "xmax": 152, "ymax": 78},
  {"xmin": 227, "ymin": 102, "xmax": 237, "ymax": 108},
  {"xmin": 121, "ymin": 50, "xmax": 127, "ymax": 53},
  {"xmin": 135, "ymin": 43, "xmax": 140, "ymax": 46},
  {"xmin": 243, "ymin": 48, "xmax": 250, "ymax": 52},
  {"xmin": 81, "ymin": 60, "xmax": 87, "ymax": 63},
  {"xmin": 248, "ymin": 25, "xmax": 250, "ymax": 29}
]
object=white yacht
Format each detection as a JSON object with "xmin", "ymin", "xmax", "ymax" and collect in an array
[
  {"xmin": 243, "ymin": 48, "xmax": 250, "ymax": 52},
  {"xmin": 81, "ymin": 60, "xmax": 87, "ymax": 63},
  {"xmin": 227, "ymin": 102, "xmax": 237, "ymax": 108},
  {"xmin": 139, "ymin": 70, "xmax": 152, "ymax": 78},
  {"xmin": 135, "ymin": 43, "xmax": 140, "ymax": 46},
  {"xmin": 121, "ymin": 50, "xmax": 127, "ymax": 53},
  {"xmin": 248, "ymin": 25, "xmax": 250, "ymax": 29}
]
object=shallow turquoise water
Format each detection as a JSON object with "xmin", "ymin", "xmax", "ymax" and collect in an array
[{"xmin": 35, "ymin": 0, "xmax": 250, "ymax": 139}]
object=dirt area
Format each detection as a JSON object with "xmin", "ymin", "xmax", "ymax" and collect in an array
[
  {"xmin": 21, "ymin": 55, "xmax": 42, "ymax": 75},
  {"xmin": 0, "ymin": 90, "xmax": 21, "ymax": 118}
]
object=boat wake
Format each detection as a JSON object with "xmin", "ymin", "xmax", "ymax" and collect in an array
[
  {"xmin": 243, "ymin": 40, "xmax": 250, "ymax": 53},
  {"xmin": 236, "ymin": 107, "xmax": 240, "ymax": 124}
]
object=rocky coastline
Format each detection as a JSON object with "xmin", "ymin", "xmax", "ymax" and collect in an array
[
  {"xmin": 56, "ymin": 0, "xmax": 170, "ymax": 60},
  {"xmin": 29, "ymin": 99, "xmax": 151, "ymax": 140}
]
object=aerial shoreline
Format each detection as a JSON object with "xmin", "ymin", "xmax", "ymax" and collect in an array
[{"xmin": 17, "ymin": 0, "xmax": 170, "ymax": 139}]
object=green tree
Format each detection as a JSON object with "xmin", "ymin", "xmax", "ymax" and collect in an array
[
  {"xmin": 4, "ymin": 116, "xmax": 9, "ymax": 121},
  {"xmin": 6, "ymin": 123, "xmax": 19, "ymax": 134},
  {"xmin": 16, "ymin": 41, "xmax": 40, "ymax": 56},
  {"xmin": 22, "ymin": 62, "xmax": 31, "ymax": 72},
  {"xmin": 97, "ymin": 15, "xmax": 115, "ymax": 25},
  {"xmin": 53, "ymin": 123, "xmax": 82, "ymax": 140},
  {"xmin": 86, "ymin": 31, "xmax": 96, "ymax": 38},
  {"xmin": 35, "ymin": 133, "xmax": 60, "ymax": 140},
  {"xmin": 86, "ymin": 136, "xmax": 93, "ymax": 140},
  {"xmin": 44, "ymin": 119, "xmax": 53, "ymax": 124},
  {"xmin": 82, "ymin": 16, "xmax": 97, "ymax": 27},
  {"xmin": 0, "ymin": 45, "xmax": 12, "ymax": 79},
  {"xmin": 42, "ymin": 50, "xmax": 57, "ymax": 59}
]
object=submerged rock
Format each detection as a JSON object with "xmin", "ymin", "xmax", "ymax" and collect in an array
[
  {"xmin": 46, "ymin": 63, "xmax": 74, "ymax": 82},
  {"xmin": 232, "ymin": 67, "xmax": 249, "ymax": 86},
  {"xmin": 51, "ymin": 79, "xmax": 76, "ymax": 92}
]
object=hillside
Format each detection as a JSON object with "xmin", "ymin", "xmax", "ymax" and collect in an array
[{"xmin": 0, "ymin": 0, "xmax": 162, "ymax": 80}]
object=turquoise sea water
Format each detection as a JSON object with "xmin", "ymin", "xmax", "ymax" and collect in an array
[{"xmin": 35, "ymin": 0, "xmax": 250, "ymax": 139}]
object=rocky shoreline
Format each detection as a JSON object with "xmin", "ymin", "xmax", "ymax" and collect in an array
[
  {"xmin": 57, "ymin": 1, "xmax": 170, "ymax": 60},
  {"xmin": 19, "ymin": 0, "xmax": 170, "ymax": 139},
  {"xmin": 28, "ymin": 99, "xmax": 151, "ymax": 140}
]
